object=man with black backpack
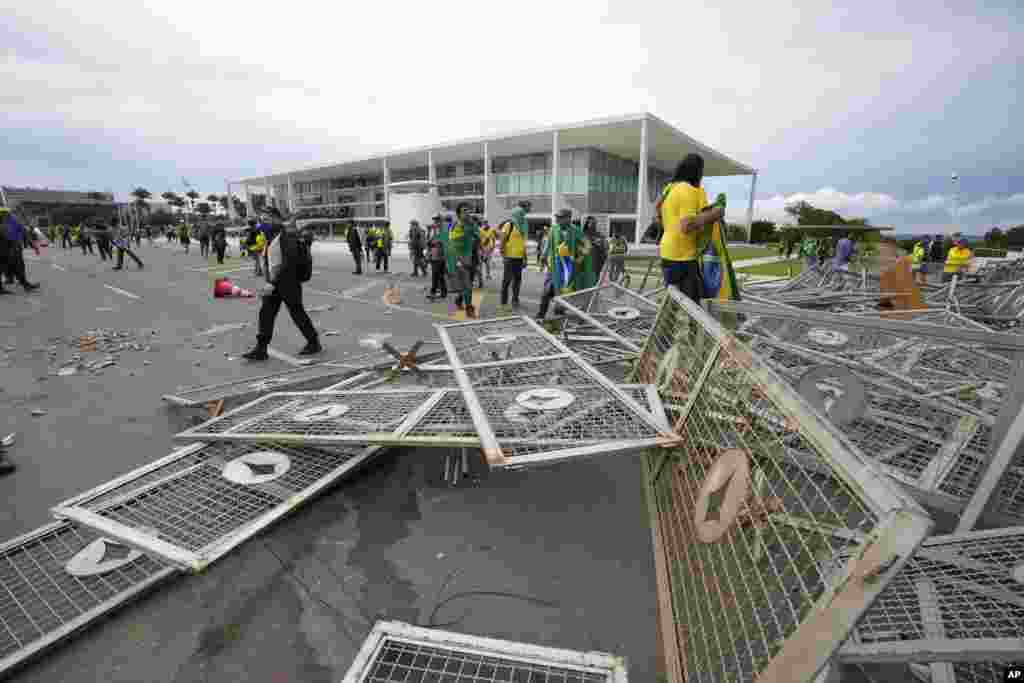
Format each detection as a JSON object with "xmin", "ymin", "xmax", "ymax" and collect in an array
[{"xmin": 242, "ymin": 211, "xmax": 321, "ymax": 361}]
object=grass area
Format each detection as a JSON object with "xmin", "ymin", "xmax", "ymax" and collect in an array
[
  {"xmin": 727, "ymin": 245, "xmax": 778, "ymax": 261},
  {"xmin": 737, "ymin": 259, "xmax": 804, "ymax": 277}
]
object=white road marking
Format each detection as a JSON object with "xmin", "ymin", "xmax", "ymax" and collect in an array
[
  {"xmin": 306, "ymin": 287, "xmax": 448, "ymax": 321},
  {"xmin": 51, "ymin": 264, "xmax": 66, "ymax": 271},
  {"xmin": 103, "ymin": 284, "xmax": 141, "ymax": 300},
  {"xmin": 340, "ymin": 281, "xmax": 380, "ymax": 298},
  {"xmin": 268, "ymin": 347, "xmax": 313, "ymax": 366},
  {"xmin": 208, "ymin": 267, "xmax": 250, "ymax": 276}
]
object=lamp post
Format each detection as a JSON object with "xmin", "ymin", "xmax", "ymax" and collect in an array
[{"xmin": 951, "ymin": 172, "xmax": 960, "ymax": 234}]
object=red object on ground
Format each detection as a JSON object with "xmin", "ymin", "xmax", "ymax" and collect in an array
[{"xmin": 214, "ymin": 277, "xmax": 255, "ymax": 298}]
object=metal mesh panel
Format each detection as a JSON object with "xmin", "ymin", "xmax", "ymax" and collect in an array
[
  {"xmin": 53, "ymin": 442, "xmax": 381, "ymax": 571},
  {"xmin": 162, "ymin": 362, "xmax": 364, "ymax": 407},
  {"xmin": 839, "ymin": 527, "xmax": 1024, "ymax": 677},
  {"xmin": 0, "ymin": 521, "xmax": 176, "ymax": 676},
  {"xmin": 443, "ymin": 317, "xmax": 565, "ymax": 366},
  {"xmin": 561, "ymin": 335, "xmax": 638, "ymax": 366},
  {"xmin": 438, "ymin": 316, "xmax": 675, "ymax": 469},
  {"xmin": 173, "ymin": 389, "xmax": 456, "ymax": 446},
  {"xmin": 555, "ymin": 283, "xmax": 659, "ymax": 348},
  {"xmin": 342, "ymin": 621, "xmax": 626, "ymax": 683},
  {"xmin": 707, "ymin": 300, "xmax": 1024, "ymax": 529},
  {"xmin": 638, "ymin": 289, "xmax": 932, "ymax": 683}
]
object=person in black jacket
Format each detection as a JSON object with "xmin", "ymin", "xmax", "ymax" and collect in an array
[
  {"xmin": 93, "ymin": 220, "xmax": 113, "ymax": 261},
  {"xmin": 346, "ymin": 222, "xmax": 363, "ymax": 274},
  {"xmin": 242, "ymin": 218, "xmax": 321, "ymax": 361},
  {"xmin": 111, "ymin": 219, "xmax": 144, "ymax": 270},
  {"xmin": 211, "ymin": 223, "xmax": 228, "ymax": 264}
]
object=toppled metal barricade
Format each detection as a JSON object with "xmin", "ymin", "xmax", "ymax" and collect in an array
[
  {"xmin": 706, "ymin": 299, "xmax": 1024, "ymax": 531},
  {"xmin": 635, "ymin": 287, "xmax": 932, "ymax": 683}
]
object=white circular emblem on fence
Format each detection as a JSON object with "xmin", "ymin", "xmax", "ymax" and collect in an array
[
  {"xmin": 65, "ymin": 538, "xmax": 144, "ymax": 577},
  {"xmin": 293, "ymin": 403, "xmax": 350, "ymax": 422},
  {"xmin": 222, "ymin": 450, "xmax": 292, "ymax": 485},
  {"xmin": 806, "ymin": 328, "xmax": 850, "ymax": 348},
  {"xmin": 607, "ymin": 306, "xmax": 641, "ymax": 320},
  {"xmin": 798, "ymin": 365, "xmax": 867, "ymax": 426},
  {"xmin": 694, "ymin": 449, "xmax": 751, "ymax": 543},
  {"xmin": 479, "ymin": 334, "xmax": 518, "ymax": 345},
  {"xmin": 515, "ymin": 388, "xmax": 575, "ymax": 411}
]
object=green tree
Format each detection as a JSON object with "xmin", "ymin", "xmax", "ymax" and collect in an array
[
  {"xmin": 984, "ymin": 227, "xmax": 1008, "ymax": 249},
  {"xmin": 1005, "ymin": 225, "xmax": 1024, "ymax": 249},
  {"xmin": 149, "ymin": 210, "xmax": 176, "ymax": 228},
  {"xmin": 749, "ymin": 219, "xmax": 777, "ymax": 244},
  {"xmin": 784, "ymin": 200, "xmax": 846, "ymax": 226}
]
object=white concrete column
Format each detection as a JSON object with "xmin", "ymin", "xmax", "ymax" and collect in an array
[
  {"xmin": 245, "ymin": 184, "xmax": 254, "ymax": 218},
  {"xmin": 551, "ymin": 131, "xmax": 560, "ymax": 218},
  {"xmin": 287, "ymin": 174, "xmax": 295, "ymax": 215},
  {"xmin": 382, "ymin": 158, "xmax": 390, "ymax": 220},
  {"xmin": 225, "ymin": 181, "xmax": 234, "ymax": 220},
  {"xmin": 483, "ymin": 142, "xmax": 491, "ymax": 223},
  {"xmin": 635, "ymin": 117, "xmax": 649, "ymax": 247},
  {"xmin": 746, "ymin": 171, "xmax": 758, "ymax": 244},
  {"xmin": 265, "ymin": 176, "xmax": 272, "ymax": 210},
  {"xmin": 428, "ymin": 150, "xmax": 436, "ymax": 184}
]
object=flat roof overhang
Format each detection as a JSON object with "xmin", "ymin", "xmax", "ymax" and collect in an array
[{"xmin": 238, "ymin": 113, "xmax": 755, "ymax": 186}]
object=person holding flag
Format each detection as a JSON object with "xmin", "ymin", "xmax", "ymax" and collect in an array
[
  {"xmin": 656, "ymin": 153, "xmax": 729, "ymax": 303},
  {"xmin": 536, "ymin": 208, "xmax": 581, "ymax": 320}
]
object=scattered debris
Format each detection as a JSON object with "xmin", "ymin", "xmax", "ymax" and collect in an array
[
  {"xmin": 323, "ymin": 330, "xmax": 341, "ymax": 337},
  {"xmin": 307, "ymin": 304, "xmax": 334, "ymax": 313},
  {"xmin": 57, "ymin": 366, "xmax": 79, "ymax": 376},
  {"xmin": 1, "ymin": 434, "xmax": 14, "ymax": 448},
  {"xmin": 30, "ymin": 409, "xmax": 47, "ymax": 417}
]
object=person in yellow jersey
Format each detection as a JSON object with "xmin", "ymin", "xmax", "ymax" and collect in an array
[
  {"xmin": 478, "ymin": 221, "xmax": 496, "ymax": 281},
  {"xmin": 911, "ymin": 240, "xmax": 927, "ymax": 284},
  {"xmin": 499, "ymin": 203, "xmax": 530, "ymax": 309},
  {"xmin": 658, "ymin": 154, "xmax": 725, "ymax": 302},
  {"xmin": 943, "ymin": 234, "xmax": 973, "ymax": 282}
]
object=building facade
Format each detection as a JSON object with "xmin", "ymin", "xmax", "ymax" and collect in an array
[
  {"xmin": 233, "ymin": 113, "xmax": 756, "ymax": 244},
  {"xmin": 0, "ymin": 186, "xmax": 117, "ymax": 228}
]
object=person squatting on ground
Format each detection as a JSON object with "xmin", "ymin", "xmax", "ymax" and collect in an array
[
  {"xmin": 499, "ymin": 205, "xmax": 529, "ymax": 309},
  {"xmin": 426, "ymin": 217, "xmax": 448, "ymax": 300},
  {"xmin": 408, "ymin": 219, "xmax": 427, "ymax": 277},
  {"xmin": 111, "ymin": 219, "xmax": 144, "ymax": 270},
  {"xmin": 243, "ymin": 215, "xmax": 321, "ymax": 361},
  {"xmin": 448, "ymin": 203, "xmax": 479, "ymax": 317},
  {"xmin": 0, "ymin": 208, "xmax": 40, "ymax": 293},
  {"xmin": 657, "ymin": 153, "xmax": 726, "ymax": 303},
  {"xmin": 347, "ymin": 221, "xmax": 363, "ymax": 275}
]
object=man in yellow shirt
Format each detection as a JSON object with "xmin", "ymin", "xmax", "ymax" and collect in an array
[
  {"xmin": 658, "ymin": 154, "xmax": 725, "ymax": 302},
  {"xmin": 499, "ymin": 204, "xmax": 529, "ymax": 309},
  {"xmin": 943, "ymin": 234, "xmax": 973, "ymax": 282}
]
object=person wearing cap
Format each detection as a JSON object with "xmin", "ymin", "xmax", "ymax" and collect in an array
[
  {"xmin": 658, "ymin": 154, "xmax": 724, "ymax": 302},
  {"xmin": 536, "ymin": 208, "xmax": 578, "ymax": 319},
  {"xmin": 943, "ymin": 234, "xmax": 973, "ymax": 282},
  {"xmin": 478, "ymin": 220, "xmax": 496, "ymax": 282},
  {"xmin": 448, "ymin": 203, "xmax": 480, "ymax": 317}
]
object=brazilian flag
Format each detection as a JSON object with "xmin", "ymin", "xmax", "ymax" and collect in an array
[{"xmin": 699, "ymin": 220, "xmax": 741, "ymax": 301}]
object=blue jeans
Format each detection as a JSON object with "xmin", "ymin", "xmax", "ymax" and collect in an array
[{"xmin": 662, "ymin": 259, "xmax": 703, "ymax": 302}]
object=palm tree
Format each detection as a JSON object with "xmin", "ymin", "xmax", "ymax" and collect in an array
[
  {"xmin": 196, "ymin": 202, "xmax": 213, "ymax": 219},
  {"xmin": 186, "ymin": 190, "xmax": 200, "ymax": 215},
  {"xmin": 130, "ymin": 188, "xmax": 151, "ymax": 230}
]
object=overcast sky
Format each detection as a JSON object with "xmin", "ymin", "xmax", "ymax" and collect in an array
[{"xmin": 2, "ymin": 1, "xmax": 1021, "ymax": 233}]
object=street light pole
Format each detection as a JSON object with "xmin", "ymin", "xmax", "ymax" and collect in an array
[{"xmin": 951, "ymin": 172, "xmax": 960, "ymax": 234}]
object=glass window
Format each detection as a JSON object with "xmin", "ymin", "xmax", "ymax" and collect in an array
[
  {"xmin": 492, "ymin": 158, "xmax": 509, "ymax": 174},
  {"xmin": 463, "ymin": 160, "xmax": 484, "ymax": 176},
  {"xmin": 529, "ymin": 154, "xmax": 546, "ymax": 172},
  {"xmin": 509, "ymin": 156, "xmax": 528, "ymax": 173},
  {"xmin": 573, "ymin": 150, "xmax": 588, "ymax": 174}
]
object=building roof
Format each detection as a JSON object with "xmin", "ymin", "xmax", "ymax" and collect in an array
[{"xmin": 237, "ymin": 113, "xmax": 755, "ymax": 186}]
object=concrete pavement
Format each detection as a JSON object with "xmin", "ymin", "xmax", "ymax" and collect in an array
[{"xmin": 2, "ymin": 240, "xmax": 659, "ymax": 682}]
